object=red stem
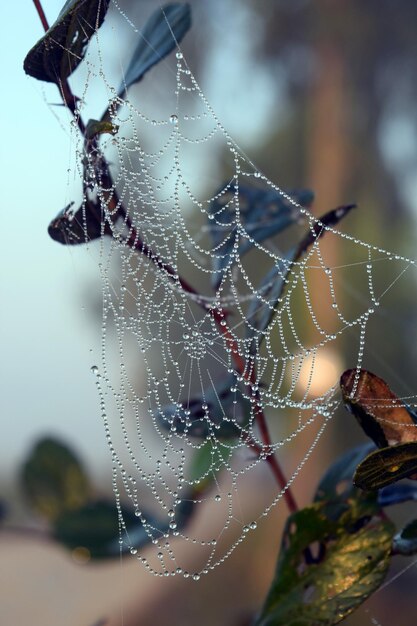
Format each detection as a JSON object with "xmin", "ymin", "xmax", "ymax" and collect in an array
[
  {"xmin": 33, "ymin": 0, "xmax": 49, "ymax": 31},
  {"xmin": 255, "ymin": 410, "xmax": 298, "ymax": 514},
  {"xmin": 31, "ymin": 0, "xmax": 298, "ymax": 515}
]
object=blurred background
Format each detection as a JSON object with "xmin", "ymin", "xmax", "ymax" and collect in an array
[{"xmin": 2, "ymin": 0, "xmax": 417, "ymax": 624}]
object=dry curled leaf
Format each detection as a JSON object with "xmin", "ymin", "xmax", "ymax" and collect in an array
[{"xmin": 341, "ymin": 369, "xmax": 417, "ymax": 447}]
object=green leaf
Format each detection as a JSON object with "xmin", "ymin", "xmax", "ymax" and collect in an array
[
  {"xmin": 21, "ymin": 437, "xmax": 91, "ymax": 521},
  {"xmin": 53, "ymin": 500, "xmax": 153, "ymax": 558},
  {"xmin": 354, "ymin": 442, "xmax": 417, "ymax": 491},
  {"xmin": 341, "ymin": 369, "xmax": 417, "ymax": 448},
  {"xmin": 118, "ymin": 3, "xmax": 191, "ymax": 95},
  {"xmin": 24, "ymin": 0, "xmax": 110, "ymax": 84},
  {"xmin": 393, "ymin": 519, "xmax": 417, "ymax": 556},
  {"xmin": 256, "ymin": 500, "xmax": 394, "ymax": 626}
]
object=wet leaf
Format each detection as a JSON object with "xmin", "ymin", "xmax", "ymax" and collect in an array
[
  {"xmin": 393, "ymin": 519, "xmax": 417, "ymax": 556},
  {"xmin": 256, "ymin": 500, "xmax": 394, "ymax": 626},
  {"xmin": 341, "ymin": 369, "xmax": 417, "ymax": 447},
  {"xmin": 208, "ymin": 185, "xmax": 314, "ymax": 290},
  {"xmin": 156, "ymin": 374, "xmax": 252, "ymax": 439},
  {"xmin": 118, "ymin": 3, "xmax": 191, "ymax": 95},
  {"xmin": 53, "ymin": 500, "xmax": 159, "ymax": 558},
  {"xmin": 21, "ymin": 438, "xmax": 91, "ymax": 521},
  {"xmin": 48, "ymin": 199, "xmax": 113, "ymax": 245},
  {"xmin": 354, "ymin": 442, "xmax": 417, "ymax": 490},
  {"xmin": 24, "ymin": 0, "xmax": 110, "ymax": 84}
]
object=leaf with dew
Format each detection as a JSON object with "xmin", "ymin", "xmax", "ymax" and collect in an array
[
  {"xmin": 48, "ymin": 199, "xmax": 112, "ymax": 245},
  {"xmin": 24, "ymin": 0, "xmax": 110, "ymax": 84}
]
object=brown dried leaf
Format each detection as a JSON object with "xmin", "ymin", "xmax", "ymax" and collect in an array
[{"xmin": 341, "ymin": 369, "xmax": 417, "ymax": 447}]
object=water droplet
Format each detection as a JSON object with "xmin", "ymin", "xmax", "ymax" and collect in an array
[
  {"xmin": 176, "ymin": 51, "xmax": 183, "ymax": 59},
  {"xmin": 167, "ymin": 509, "xmax": 175, "ymax": 518},
  {"xmin": 170, "ymin": 114, "xmax": 178, "ymax": 125},
  {"xmin": 90, "ymin": 365, "xmax": 99, "ymax": 375},
  {"xmin": 192, "ymin": 574, "xmax": 200, "ymax": 581},
  {"xmin": 130, "ymin": 547, "xmax": 138, "ymax": 555},
  {"xmin": 214, "ymin": 495, "xmax": 221, "ymax": 502}
]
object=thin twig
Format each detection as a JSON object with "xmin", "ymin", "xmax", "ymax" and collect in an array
[{"xmin": 33, "ymin": 0, "xmax": 49, "ymax": 31}]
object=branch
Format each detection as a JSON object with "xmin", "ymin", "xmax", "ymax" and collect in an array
[{"xmin": 33, "ymin": 0, "xmax": 49, "ymax": 31}]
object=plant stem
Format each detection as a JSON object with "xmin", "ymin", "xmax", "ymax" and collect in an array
[
  {"xmin": 31, "ymin": 0, "xmax": 299, "ymax": 515},
  {"xmin": 33, "ymin": 0, "xmax": 49, "ymax": 31},
  {"xmin": 254, "ymin": 409, "xmax": 298, "ymax": 514}
]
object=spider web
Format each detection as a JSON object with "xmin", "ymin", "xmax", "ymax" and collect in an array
[{"xmin": 59, "ymin": 5, "xmax": 417, "ymax": 580}]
